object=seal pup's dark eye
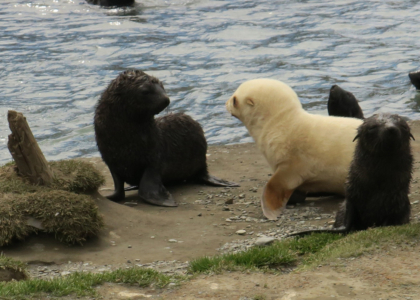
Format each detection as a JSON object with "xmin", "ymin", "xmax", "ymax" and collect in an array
[{"xmin": 233, "ymin": 96, "xmax": 237, "ymax": 107}]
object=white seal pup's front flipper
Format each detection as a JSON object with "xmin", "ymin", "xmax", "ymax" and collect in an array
[{"xmin": 261, "ymin": 166, "xmax": 302, "ymax": 220}]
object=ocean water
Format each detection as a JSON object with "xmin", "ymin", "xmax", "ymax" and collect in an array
[{"xmin": 1, "ymin": 0, "xmax": 420, "ymax": 164}]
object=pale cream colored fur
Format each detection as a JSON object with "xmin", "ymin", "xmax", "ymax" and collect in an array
[{"xmin": 226, "ymin": 79, "xmax": 363, "ymax": 220}]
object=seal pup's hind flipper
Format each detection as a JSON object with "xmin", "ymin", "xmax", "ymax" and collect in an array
[
  {"xmin": 138, "ymin": 167, "xmax": 178, "ymax": 207},
  {"xmin": 124, "ymin": 185, "xmax": 139, "ymax": 191},
  {"xmin": 199, "ymin": 173, "xmax": 240, "ymax": 187},
  {"xmin": 106, "ymin": 170, "xmax": 125, "ymax": 201},
  {"xmin": 288, "ymin": 226, "xmax": 349, "ymax": 237}
]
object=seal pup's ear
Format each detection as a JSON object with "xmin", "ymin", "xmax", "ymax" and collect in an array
[
  {"xmin": 246, "ymin": 98, "xmax": 254, "ymax": 106},
  {"xmin": 261, "ymin": 167, "xmax": 298, "ymax": 220}
]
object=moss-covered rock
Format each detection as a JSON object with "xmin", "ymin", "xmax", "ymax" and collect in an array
[
  {"xmin": 49, "ymin": 160, "xmax": 105, "ymax": 193},
  {"xmin": 0, "ymin": 159, "xmax": 105, "ymax": 246},
  {"xmin": 0, "ymin": 159, "xmax": 105, "ymax": 195}
]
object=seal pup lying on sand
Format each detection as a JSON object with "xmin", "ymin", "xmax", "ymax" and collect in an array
[
  {"xmin": 290, "ymin": 113, "xmax": 414, "ymax": 236},
  {"xmin": 94, "ymin": 69, "xmax": 238, "ymax": 207},
  {"xmin": 409, "ymin": 71, "xmax": 420, "ymax": 90},
  {"xmin": 225, "ymin": 79, "xmax": 362, "ymax": 220},
  {"xmin": 328, "ymin": 85, "xmax": 364, "ymax": 119}
]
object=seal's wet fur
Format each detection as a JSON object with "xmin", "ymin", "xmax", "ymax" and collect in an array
[
  {"xmin": 94, "ymin": 69, "xmax": 238, "ymax": 207},
  {"xmin": 328, "ymin": 85, "xmax": 364, "ymax": 119},
  {"xmin": 86, "ymin": 0, "xmax": 134, "ymax": 7},
  {"xmin": 290, "ymin": 113, "xmax": 414, "ymax": 236}
]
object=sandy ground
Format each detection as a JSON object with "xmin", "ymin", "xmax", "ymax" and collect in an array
[{"xmin": 3, "ymin": 121, "xmax": 420, "ymax": 299}]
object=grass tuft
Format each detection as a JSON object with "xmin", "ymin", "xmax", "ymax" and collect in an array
[
  {"xmin": 301, "ymin": 223, "xmax": 420, "ymax": 268},
  {"xmin": 0, "ymin": 254, "xmax": 28, "ymax": 281},
  {"xmin": 0, "ymin": 267, "xmax": 179, "ymax": 298},
  {"xmin": 289, "ymin": 232, "xmax": 343, "ymax": 255},
  {"xmin": 189, "ymin": 223, "xmax": 420, "ymax": 274},
  {"xmin": 189, "ymin": 241, "xmax": 297, "ymax": 273}
]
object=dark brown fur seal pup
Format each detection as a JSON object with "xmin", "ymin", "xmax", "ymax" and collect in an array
[
  {"xmin": 94, "ymin": 69, "xmax": 238, "ymax": 207},
  {"xmin": 328, "ymin": 85, "xmax": 364, "ymax": 119},
  {"xmin": 409, "ymin": 71, "xmax": 420, "ymax": 90},
  {"xmin": 86, "ymin": 0, "xmax": 134, "ymax": 7},
  {"xmin": 290, "ymin": 113, "xmax": 414, "ymax": 236}
]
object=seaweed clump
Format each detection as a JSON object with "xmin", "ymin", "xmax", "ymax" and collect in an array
[{"xmin": 0, "ymin": 159, "xmax": 105, "ymax": 246}]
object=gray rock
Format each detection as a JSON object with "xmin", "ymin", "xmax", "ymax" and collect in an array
[{"xmin": 255, "ymin": 236, "xmax": 276, "ymax": 246}]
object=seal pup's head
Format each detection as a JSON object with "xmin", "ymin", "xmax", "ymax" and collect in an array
[
  {"xmin": 225, "ymin": 79, "xmax": 302, "ymax": 128},
  {"xmin": 98, "ymin": 69, "xmax": 170, "ymax": 118},
  {"xmin": 328, "ymin": 85, "xmax": 364, "ymax": 119},
  {"xmin": 409, "ymin": 71, "xmax": 420, "ymax": 90},
  {"xmin": 354, "ymin": 113, "xmax": 414, "ymax": 153}
]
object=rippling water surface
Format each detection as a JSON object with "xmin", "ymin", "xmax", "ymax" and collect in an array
[{"xmin": 1, "ymin": 0, "xmax": 420, "ymax": 164}]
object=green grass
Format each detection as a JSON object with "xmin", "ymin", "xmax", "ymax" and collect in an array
[
  {"xmin": 189, "ymin": 233, "xmax": 341, "ymax": 273},
  {"xmin": 301, "ymin": 223, "xmax": 420, "ymax": 269},
  {"xmin": 289, "ymin": 232, "xmax": 343, "ymax": 255},
  {"xmin": 252, "ymin": 295, "xmax": 267, "ymax": 300},
  {"xmin": 0, "ymin": 267, "xmax": 181, "ymax": 299},
  {"xmin": 189, "ymin": 223, "xmax": 420, "ymax": 274}
]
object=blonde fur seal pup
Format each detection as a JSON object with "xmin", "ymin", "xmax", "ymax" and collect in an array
[{"xmin": 225, "ymin": 79, "xmax": 363, "ymax": 220}]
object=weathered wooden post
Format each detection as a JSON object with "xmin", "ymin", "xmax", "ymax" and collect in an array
[{"xmin": 7, "ymin": 110, "xmax": 54, "ymax": 185}]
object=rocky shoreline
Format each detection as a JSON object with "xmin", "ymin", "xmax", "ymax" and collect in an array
[{"xmin": 5, "ymin": 122, "xmax": 420, "ymax": 286}]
